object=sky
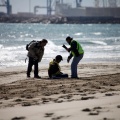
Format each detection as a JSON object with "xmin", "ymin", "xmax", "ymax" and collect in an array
[{"xmin": 0, "ymin": 0, "xmax": 95, "ymax": 14}]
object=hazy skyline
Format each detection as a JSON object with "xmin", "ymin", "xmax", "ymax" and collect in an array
[{"xmin": 0, "ymin": 0, "xmax": 94, "ymax": 14}]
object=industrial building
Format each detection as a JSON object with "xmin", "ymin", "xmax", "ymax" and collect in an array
[
  {"xmin": 55, "ymin": 0, "xmax": 120, "ymax": 18},
  {"xmin": 0, "ymin": 0, "xmax": 120, "ymax": 23}
]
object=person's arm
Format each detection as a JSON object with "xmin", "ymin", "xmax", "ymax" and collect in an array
[
  {"xmin": 67, "ymin": 53, "xmax": 73, "ymax": 63},
  {"xmin": 54, "ymin": 63, "xmax": 61, "ymax": 74},
  {"xmin": 37, "ymin": 47, "xmax": 44, "ymax": 62},
  {"xmin": 62, "ymin": 44, "xmax": 71, "ymax": 52}
]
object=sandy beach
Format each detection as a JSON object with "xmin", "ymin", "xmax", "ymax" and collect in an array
[{"xmin": 0, "ymin": 62, "xmax": 120, "ymax": 120}]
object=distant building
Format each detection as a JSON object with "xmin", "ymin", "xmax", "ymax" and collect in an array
[
  {"xmin": 0, "ymin": 12, "xmax": 6, "ymax": 16},
  {"xmin": 55, "ymin": 2, "xmax": 120, "ymax": 18}
]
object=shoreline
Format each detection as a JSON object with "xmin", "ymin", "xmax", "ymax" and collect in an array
[
  {"xmin": 0, "ymin": 61, "xmax": 120, "ymax": 70},
  {"xmin": 0, "ymin": 62, "xmax": 120, "ymax": 85},
  {"xmin": 1, "ymin": 15, "xmax": 120, "ymax": 24},
  {"xmin": 0, "ymin": 62, "xmax": 120, "ymax": 120}
]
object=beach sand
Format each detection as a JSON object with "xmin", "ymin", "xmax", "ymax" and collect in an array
[{"xmin": 0, "ymin": 62, "xmax": 120, "ymax": 120}]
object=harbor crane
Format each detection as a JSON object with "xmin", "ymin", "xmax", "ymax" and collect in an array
[
  {"xmin": 34, "ymin": 0, "xmax": 83, "ymax": 15},
  {"xmin": 76, "ymin": 0, "xmax": 82, "ymax": 7},
  {"xmin": 34, "ymin": 0, "xmax": 54, "ymax": 15},
  {"xmin": 0, "ymin": 0, "xmax": 11, "ymax": 15}
]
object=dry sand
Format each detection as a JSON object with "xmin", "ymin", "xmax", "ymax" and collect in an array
[{"xmin": 0, "ymin": 62, "xmax": 120, "ymax": 120}]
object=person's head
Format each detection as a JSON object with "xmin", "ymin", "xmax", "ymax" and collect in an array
[
  {"xmin": 55, "ymin": 55, "xmax": 63, "ymax": 63},
  {"xmin": 66, "ymin": 36, "xmax": 73, "ymax": 45},
  {"xmin": 39, "ymin": 39, "xmax": 48, "ymax": 47}
]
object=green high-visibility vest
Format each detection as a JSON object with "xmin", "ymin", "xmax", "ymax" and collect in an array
[{"xmin": 71, "ymin": 40, "xmax": 84, "ymax": 56}]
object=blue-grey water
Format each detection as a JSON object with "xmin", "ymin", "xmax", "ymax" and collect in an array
[{"xmin": 0, "ymin": 23, "xmax": 120, "ymax": 68}]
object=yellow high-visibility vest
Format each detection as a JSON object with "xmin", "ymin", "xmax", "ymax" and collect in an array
[{"xmin": 48, "ymin": 60, "xmax": 61, "ymax": 75}]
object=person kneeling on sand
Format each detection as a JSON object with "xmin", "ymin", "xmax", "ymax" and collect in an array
[{"xmin": 48, "ymin": 55, "xmax": 68, "ymax": 79}]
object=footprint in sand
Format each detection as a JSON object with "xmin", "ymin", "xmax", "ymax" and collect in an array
[
  {"xmin": 11, "ymin": 116, "xmax": 25, "ymax": 120},
  {"xmin": 105, "ymin": 93, "xmax": 115, "ymax": 96},
  {"xmin": 52, "ymin": 116, "xmax": 64, "ymax": 120},
  {"xmin": 14, "ymin": 99, "xmax": 22, "ymax": 102},
  {"xmin": 89, "ymin": 111, "xmax": 99, "ymax": 115},
  {"xmin": 102, "ymin": 118, "xmax": 115, "ymax": 120},
  {"xmin": 22, "ymin": 102, "xmax": 31, "ymax": 106},
  {"xmin": 81, "ymin": 96, "xmax": 95, "ymax": 100},
  {"xmin": 82, "ymin": 108, "xmax": 91, "ymax": 112},
  {"xmin": 82, "ymin": 106, "xmax": 103, "ymax": 115},
  {"xmin": 44, "ymin": 113, "xmax": 54, "ymax": 117},
  {"xmin": 52, "ymin": 116, "xmax": 70, "ymax": 120},
  {"xmin": 82, "ymin": 108, "xmax": 99, "ymax": 115},
  {"xmin": 117, "ymin": 105, "xmax": 120, "ymax": 108}
]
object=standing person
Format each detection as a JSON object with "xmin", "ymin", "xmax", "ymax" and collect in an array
[
  {"xmin": 27, "ymin": 39, "xmax": 48, "ymax": 78},
  {"xmin": 64, "ymin": 36, "xmax": 84, "ymax": 78},
  {"xmin": 48, "ymin": 55, "xmax": 68, "ymax": 79}
]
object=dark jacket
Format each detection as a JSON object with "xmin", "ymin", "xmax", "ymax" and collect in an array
[{"xmin": 27, "ymin": 42, "xmax": 44, "ymax": 62}]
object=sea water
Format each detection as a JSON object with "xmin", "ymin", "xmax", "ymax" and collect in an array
[{"xmin": 0, "ymin": 23, "xmax": 120, "ymax": 68}]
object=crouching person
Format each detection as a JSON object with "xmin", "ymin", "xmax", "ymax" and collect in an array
[
  {"xmin": 27, "ymin": 39, "xmax": 48, "ymax": 78},
  {"xmin": 48, "ymin": 55, "xmax": 68, "ymax": 79}
]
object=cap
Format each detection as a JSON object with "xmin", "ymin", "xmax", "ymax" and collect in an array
[
  {"xmin": 66, "ymin": 36, "xmax": 73, "ymax": 41},
  {"xmin": 55, "ymin": 55, "xmax": 63, "ymax": 61}
]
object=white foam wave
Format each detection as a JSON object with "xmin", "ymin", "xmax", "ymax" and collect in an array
[
  {"xmin": 74, "ymin": 33, "xmax": 83, "ymax": 36},
  {"xmin": 91, "ymin": 41, "xmax": 107, "ymax": 45},
  {"xmin": 92, "ymin": 32, "xmax": 102, "ymax": 35},
  {"xmin": 0, "ymin": 44, "xmax": 3, "ymax": 49},
  {"xmin": 0, "ymin": 38, "xmax": 120, "ymax": 68},
  {"xmin": 0, "ymin": 41, "xmax": 69, "ymax": 68},
  {"xmin": 44, "ymin": 41, "xmax": 69, "ymax": 58}
]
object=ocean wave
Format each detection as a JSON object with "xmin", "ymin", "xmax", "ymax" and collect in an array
[
  {"xmin": 92, "ymin": 32, "xmax": 102, "ymax": 35},
  {"xmin": 74, "ymin": 33, "xmax": 83, "ymax": 36},
  {"xmin": 0, "ymin": 44, "xmax": 3, "ymax": 49},
  {"xmin": 90, "ymin": 41, "xmax": 107, "ymax": 45},
  {"xmin": 0, "ymin": 23, "xmax": 120, "ymax": 68}
]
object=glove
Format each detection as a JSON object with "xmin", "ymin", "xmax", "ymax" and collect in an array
[
  {"xmin": 67, "ymin": 56, "xmax": 71, "ymax": 63},
  {"xmin": 67, "ymin": 48, "xmax": 71, "ymax": 52}
]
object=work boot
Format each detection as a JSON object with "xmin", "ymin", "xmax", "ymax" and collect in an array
[
  {"xmin": 34, "ymin": 75, "xmax": 41, "ymax": 79},
  {"xmin": 27, "ymin": 74, "xmax": 30, "ymax": 78}
]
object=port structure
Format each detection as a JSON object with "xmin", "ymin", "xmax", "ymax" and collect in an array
[
  {"xmin": 34, "ymin": 0, "xmax": 82, "ymax": 15},
  {"xmin": 1, "ymin": 0, "xmax": 120, "ymax": 16},
  {"xmin": 94, "ymin": 0, "xmax": 119, "ymax": 7},
  {"xmin": 76, "ymin": 0, "xmax": 82, "ymax": 7},
  {"xmin": 0, "ymin": 0, "xmax": 11, "ymax": 15},
  {"xmin": 34, "ymin": 0, "xmax": 119, "ymax": 15},
  {"xmin": 34, "ymin": 0, "xmax": 54, "ymax": 15}
]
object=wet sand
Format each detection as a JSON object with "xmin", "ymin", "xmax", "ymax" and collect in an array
[{"xmin": 0, "ymin": 62, "xmax": 120, "ymax": 120}]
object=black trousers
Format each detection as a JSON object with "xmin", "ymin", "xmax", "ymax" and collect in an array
[
  {"xmin": 27, "ymin": 57, "xmax": 38, "ymax": 77},
  {"xmin": 52, "ymin": 73, "xmax": 68, "ymax": 79}
]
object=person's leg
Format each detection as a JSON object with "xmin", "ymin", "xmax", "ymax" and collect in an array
[
  {"xmin": 51, "ymin": 73, "xmax": 68, "ymax": 79},
  {"xmin": 27, "ymin": 57, "xmax": 34, "ymax": 77},
  {"xmin": 56, "ymin": 73, "xmax": 68, "ymax": 78},
  {"xmin": 34, "ymin": 60, "xmax": 39, "ymax": 77},
  {"xmin": 71, "ymin": 54, "xmax": 83, "ymax": 78}
]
